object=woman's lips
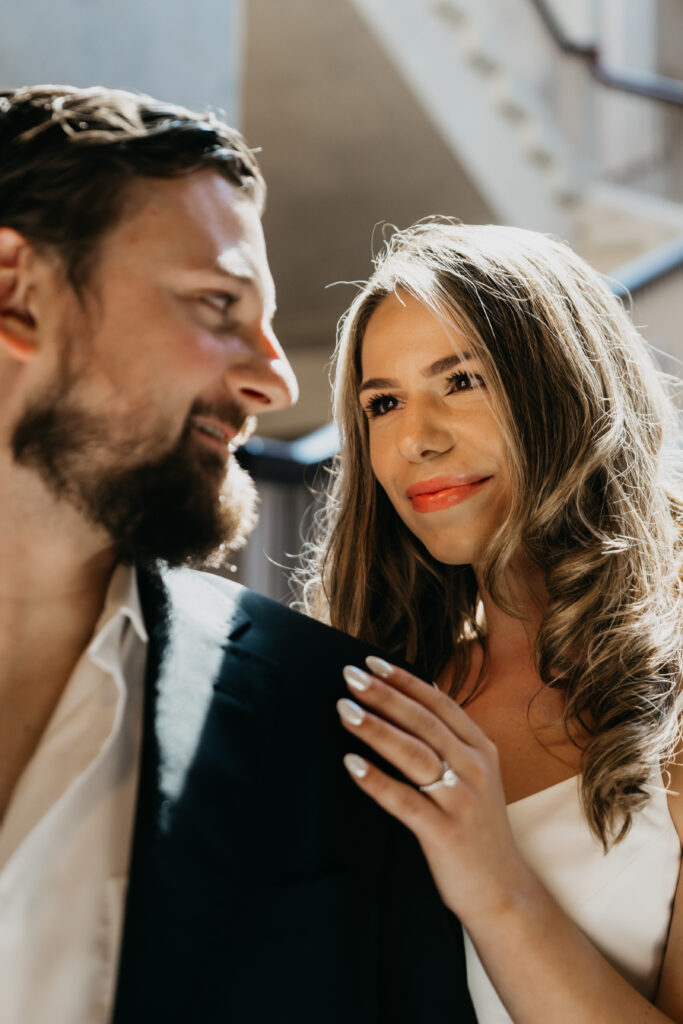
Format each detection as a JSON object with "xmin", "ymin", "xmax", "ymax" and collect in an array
[{"xmin": 407, "ymin": 475, "xmax": 492, "ymax": 513}]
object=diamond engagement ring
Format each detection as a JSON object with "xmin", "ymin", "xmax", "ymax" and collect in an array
[{"xmin": 418, "ymin": 760, "xmax": 459, "ymax": 793}]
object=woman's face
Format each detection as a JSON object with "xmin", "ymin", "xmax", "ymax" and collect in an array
[{"xmin": 360, "ymin": 291, "xmax": 510, "ymax": 567}]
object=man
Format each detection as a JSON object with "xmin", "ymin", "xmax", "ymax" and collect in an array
[{"xmin": 0, "ymin": 86, "xmax": 475, "ymax": 1023}]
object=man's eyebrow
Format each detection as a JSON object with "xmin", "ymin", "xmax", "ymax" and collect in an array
[
  {"xmin": 209, "ymin": 264, "xmax": 277, "ymax": 317},
  {"xmin": 215, "ymin": 252, "xmax": 255, "ymax": 281},
  {"xmin": 359, "ymin": 352, "xmax": 472, "ymax": 393}
]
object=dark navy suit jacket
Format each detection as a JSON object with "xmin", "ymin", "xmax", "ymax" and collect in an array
[{"xmin": 112, "ymin": 567, "xmax": 476, "ymax": 1023}]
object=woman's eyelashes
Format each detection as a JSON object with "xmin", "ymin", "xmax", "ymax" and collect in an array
[
  {"xmin": 365, "ymin": 392, "xmax": 400, "ymax": 418},
  {"xmin": 448, "ymin": 370, "xmax": 486, "ymax": 393},
  {"xmin": 364, "ymin": 370, "xmax": 486, "ymax": 419}
]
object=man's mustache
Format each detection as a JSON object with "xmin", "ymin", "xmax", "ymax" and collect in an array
[{"xmin": 189, "ymin": 398, "xmax": 256, "ymax": 449}]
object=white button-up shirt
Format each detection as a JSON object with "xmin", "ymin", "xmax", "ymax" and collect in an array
[{"xmin": 0, "ymin": 564, "xmax": 148, "ymax": 1024}]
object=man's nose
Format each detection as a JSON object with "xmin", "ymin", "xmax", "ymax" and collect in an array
[{"xmin": 229, "ymin": 322, "xmax": 298, "ymax": 414}]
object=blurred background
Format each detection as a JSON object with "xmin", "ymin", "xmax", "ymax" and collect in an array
[{"xmin": 3, "ymin": 0, "xmax": 683, "ymax": 600}]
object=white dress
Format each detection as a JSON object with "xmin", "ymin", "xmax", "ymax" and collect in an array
[{"xmin": 464, "ymin": 773, "xmax": 681, "ymax": 1022}]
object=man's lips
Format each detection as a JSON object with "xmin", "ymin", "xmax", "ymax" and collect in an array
[
  {"xmin": 406, "ymin": 474, "xmax": 492, "ymax": 513},
  {"xmin": 191, "ymin": 415, "xmax": 238, "ymax": 449}
]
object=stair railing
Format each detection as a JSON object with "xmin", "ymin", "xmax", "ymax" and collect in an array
[
  {"xmin": 529, "ymin": 0, "xmax": 683, "ymax": 107},
  {"xmin": 524, "ymin": 0, "xmax": 683, "ymax": 200}
]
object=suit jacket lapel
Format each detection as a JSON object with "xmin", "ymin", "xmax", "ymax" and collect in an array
[{"xmin": 112, "ymin": 566, "xmax": 253, "ymax": 1021}]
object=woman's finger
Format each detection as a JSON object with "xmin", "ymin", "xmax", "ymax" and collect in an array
[
  {"xmin": 365, "ymin": 656, "xmax": 488, "ymax": 748},
  {"xmin": 342, "ymin": 750, "xmax": 447, "ymax": 839},
  {"xmin": 337, "ymin": 696, "xmax": 456, "ymax": 790},
  {"xmin": 336, "ymin": 691, "xmax": 495, "ymax": 811},
  {"xmin": 343, "ymin": 667, "xmax": 465, "ymax": 759},
  {"xmin": 341, "ymin": 664, "xmax": 497, "ymax": 793}
]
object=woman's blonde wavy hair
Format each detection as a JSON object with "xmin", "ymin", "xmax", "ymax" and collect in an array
[{"xmin": 300, "ymin": 219, "xmax": 683, "ymax": 848}]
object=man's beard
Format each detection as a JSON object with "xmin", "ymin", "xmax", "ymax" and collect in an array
[{"xmin": 11, "ymin": 379, "xmax": 259, "ymax": 569}]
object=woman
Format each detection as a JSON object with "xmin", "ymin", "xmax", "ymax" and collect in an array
[{"xmin": 301, "ymin": 221, "xmax": 683, "ymax": 1021}]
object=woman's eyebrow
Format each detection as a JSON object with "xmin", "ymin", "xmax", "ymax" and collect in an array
[
  {"xmin": 359, "ymin": 353, "xmax": 473, "ymax": 393},
  {"xmin": 425, "ymin": 353, "xmax": 472, "ymax": 377}
]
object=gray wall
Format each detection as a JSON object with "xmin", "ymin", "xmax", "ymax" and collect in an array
[{"xmin": 0, "ymin": 0, "xmax": 243, "ymax": 123}]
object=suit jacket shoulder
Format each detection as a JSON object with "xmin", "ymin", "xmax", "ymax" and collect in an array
[{"xmin": 113, "ymin": 566, "xmax": 476, "ymax": 1024}]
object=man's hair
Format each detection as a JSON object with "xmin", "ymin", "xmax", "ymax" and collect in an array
[{"xmin": 0, "ymin": 85, "xmax": 266, "ymax": 291}]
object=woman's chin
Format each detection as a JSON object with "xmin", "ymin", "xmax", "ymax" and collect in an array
[{"xmin": 420, "ymin": 535, "xmax": 480, "ymax": 568}]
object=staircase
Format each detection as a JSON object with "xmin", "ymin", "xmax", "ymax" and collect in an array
[
  {"xmin": 347, "ymin": 0, "xmax": 683, "ymax": 359},
  {"xmin": 235, "ymin": 0, "xmax": 683, "ymax": 600},
  {"xmin": 347, "ymin": 0, "xmax": 578, "ymax": 236}
]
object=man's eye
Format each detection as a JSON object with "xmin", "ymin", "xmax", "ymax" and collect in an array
[
  {"xmin": 446, "ymin": 371, "xmax": 485, "ymax": 393},
  {"xmin": 365, "ymin": 393, "xmax": 399, "ymax": 418},
  {"xmin": 202, "ymin": 293, "xmax": 238, "ymax": 316}
]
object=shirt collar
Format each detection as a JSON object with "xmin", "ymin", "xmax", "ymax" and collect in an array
[{"xmin": 87, "ymin": 564, "xmax": 148, "ymax": 669}]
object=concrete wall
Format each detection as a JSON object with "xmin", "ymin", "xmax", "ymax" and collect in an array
[
  {"xmin": 545, "ymin": 0, "xmax": 598, "ymax": 45},
  {"xmin": 654, "ymin": 0, "xmax": 683, "ymax": 78},
  {"xmin": 244, "ymin": 0, "xmax": 494, "ymax": 439},
  {"xmin": 0, "ymin": 0, "xmax": 243, "ymax": 123},
  {"xmin": 629, "ymin": 273, "xmax": 683, "ymax": 371}
]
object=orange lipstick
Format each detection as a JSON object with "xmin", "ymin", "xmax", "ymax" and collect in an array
[{"xmin": 407, "ymin": 475, "xmax": 491, "ymax": 513}]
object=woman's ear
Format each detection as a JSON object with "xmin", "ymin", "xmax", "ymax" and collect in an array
[{"xmin": 0, "ymin": 228, "xmax": 40, "ymax": 363}]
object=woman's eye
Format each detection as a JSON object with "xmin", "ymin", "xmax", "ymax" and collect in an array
[
  {"xmin": 446, "ymin": 371, "xmax": 485, "ymax": 393},
  {"xmin": 365, "ymin": 393, "xmax": 399, "ymax": 418}
]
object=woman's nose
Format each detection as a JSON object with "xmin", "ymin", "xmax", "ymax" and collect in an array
[{"xmin": 396, "ymin": 405, "xmax": 455, "ymax": 463}]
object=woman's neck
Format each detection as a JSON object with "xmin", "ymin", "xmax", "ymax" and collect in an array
[{"xmin": 474, "ymin": 557, "xmax": 549, "ymax": 676}]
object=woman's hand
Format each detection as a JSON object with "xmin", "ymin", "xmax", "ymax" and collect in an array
[{"xmin": 338, "ymin": 656, "xmax": 537, "ymax": 929}]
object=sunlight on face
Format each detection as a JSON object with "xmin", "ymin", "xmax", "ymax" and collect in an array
[
  {"xmin": 360, "ymin": 292, "xmax": 511, "ymax": 567},
  {"xmin": 11, "ymin": 172, "xmax": 294, "ymax": 566}
]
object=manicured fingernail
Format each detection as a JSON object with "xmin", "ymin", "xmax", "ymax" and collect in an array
[
  {"xmin": 344, "ymin": 753, "xmax": 369, "ymax": 778},
  {"xmin": 337, "ymin": 698, "xmax": 365, "ymax": 726},
  {"xmin": 343, "ymin": 665, "xmax": 372, "ymax": 691},
  {"xmin": 365, "ymin": 655, "xmax": 394, "ymax": 679}
]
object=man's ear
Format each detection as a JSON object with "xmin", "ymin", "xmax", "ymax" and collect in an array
[{"xmin": 0, "ymin": 227, "xmax": 41, "ymax": 363}]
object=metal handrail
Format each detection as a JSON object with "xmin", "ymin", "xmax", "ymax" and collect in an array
[
  {"xmin": 238, "ymin": 421, "xmax": 339, "ymax": 482},
  {"xmin": 609, "ymin": 235, "xmax": 683, "ymax": 299},
  {"xmin": 528, "ymin": 0, "xmax": 683, "ymax": 107}
]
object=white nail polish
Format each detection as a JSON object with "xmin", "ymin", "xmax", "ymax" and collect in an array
[
  {"xmin": 365, "ymin": 655, "xmax": 394, "ymax": 679},
  {"xmin": 337, "ymin": 698, "xmax": 365, "ymax": 726},
  {"xmin": 344, "ymin": 753, "xmax": 369, "ymax": 778},
  {"xmin": 343, "ymin": 665, "xmax": 372, "ymax": 691}
]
